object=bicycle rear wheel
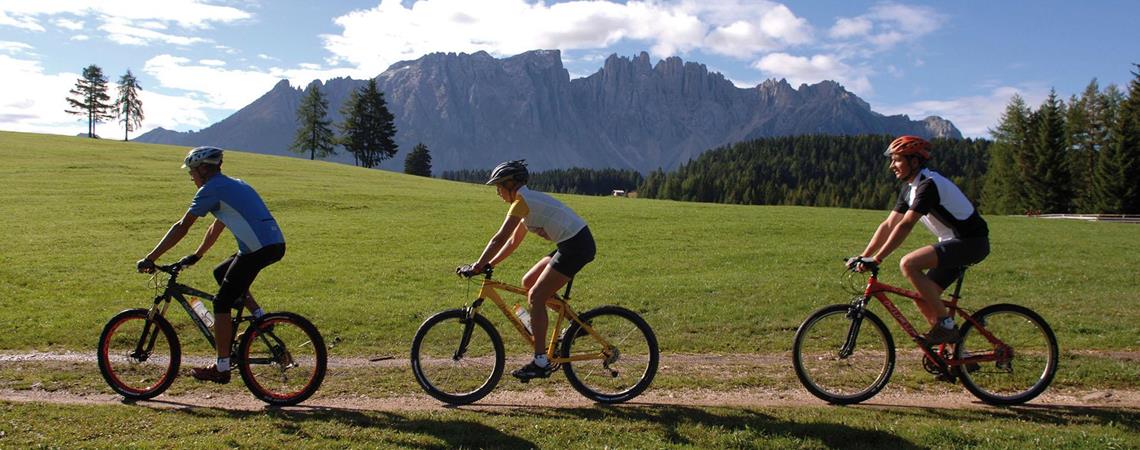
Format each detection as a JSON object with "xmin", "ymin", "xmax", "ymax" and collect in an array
[
  {"xmin": 560, "ymin": 306, "xmax": 659, "ymax": 404},
  {"xmin": 236, "ymin": 312, "xmax": 327, "ymax": 406},
  {"xmin": 793, "ymin": 304, "xmax": 895, "ymax": 404},
  {"xmin": 411, "ymin": 309, "xmax": 504, "ymax": 405},
  {"xmin": 955, "ymin": 304, "xmax": 1058, "ymax": 405},
  {"xmin": 97, "ymin": 309, "xmax": 181, "ymax": 400}
]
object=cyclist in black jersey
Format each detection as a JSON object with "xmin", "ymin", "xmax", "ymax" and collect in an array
[{"xmin": 849, "ymin": 136, "xmax": 990, "ymax": 345}]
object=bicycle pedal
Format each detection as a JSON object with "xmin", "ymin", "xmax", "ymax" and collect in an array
[
  {"xmin": 934, "ymin": 373, "xmax": 957, "ymax": 383},
  {"xmin": 965, "ymin": 362, "xmax": 981, "ymax": 373}
]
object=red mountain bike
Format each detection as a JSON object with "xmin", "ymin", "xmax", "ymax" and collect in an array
[{"xmin": 792, "ymin": 260, "xmax": 1058, "ymax": 405}]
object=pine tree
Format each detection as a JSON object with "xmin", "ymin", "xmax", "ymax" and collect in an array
[
  {"xmin": 338, "ymin": 79, "xmax": 398, "ymax": 168},
  {"xmin": 983, "ymin": 95, "xmax": 1031, "ymax": 214},
  {"xmin": 65, "ymin": 65, "xmax": 115, "ymax": 138},
  {"xmin": 1091, "ymin": 65, "xmax": 1140, "ymax": 213},
  {"xmin": 290, "ymin": 82, "xmax": 336, "ymax": 160},
  {"xmin": 1025, "ymin": 90, "xmax": 1072, "ymax": 212},
  {"xmin": 114, "ymin": 69, "xmax": 144, "ymax": 141},
  {"xmin": 404, "ymin": 142, "xmax": 432, "ymax": 177}
]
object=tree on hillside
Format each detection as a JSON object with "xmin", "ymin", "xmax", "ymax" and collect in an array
[
  {"xmin": 983, "ymin": 95, "xmax": 1031, "ymax": 214},
  {"xmin": 1090, "ymin": 65, "xmax": 1140, "ymax": 213},
  {"xmin": 1026, "ymin": 90, "xmax": 1072, "ymax": 213},
  {"xmin": 338, "ymin": 79, "xmax": 398, "ymax": 168},
  {"xmin": 65, "ymin": 64, "xmax": 115, "ymax": 138},
  {"xmin": 404, "ymin": 142, "xmax": 432, "ymax": 177},
  {"xmin": 290, "ymin": 82, "xmax": 336, "ymax": 160},
  {"xmin": 114, "ymin": 69, "xmax": 144, "ymax": 141}
]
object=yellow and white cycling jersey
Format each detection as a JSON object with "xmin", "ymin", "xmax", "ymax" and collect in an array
[{"xmin": 507, "ymin": 186, "xmax": 587, "ymax": 243}]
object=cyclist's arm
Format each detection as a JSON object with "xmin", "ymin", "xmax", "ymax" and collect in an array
[
  {"xmin": 192, "ymin": 218, "xmax": 226, "ymax": 258},
  {"xmin": 860, "ymin": 211, "xmax": 904, "ymax": 258},
  {"xmin": 488, "ymin": 220, "xmax": 527, "ymax": 267},
  {"xmin": 870, "ymin": 210, "xmax": 921, "ymax": 262},
  {"xmin": 144, "ymin": 211, "xmax": 199, "ymax": 261},
  {"xmin": 473, "ymin": 214, "xmax": 524, "ymax": 271}
]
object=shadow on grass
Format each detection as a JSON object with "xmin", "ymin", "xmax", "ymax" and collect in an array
[{"xmin": 855, "ymin": 401, "xmax": 1140, "ymax": 432}]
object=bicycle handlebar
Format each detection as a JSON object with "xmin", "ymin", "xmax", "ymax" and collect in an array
[{"xmin": 844, "ymin": 257, "xmax": 880, "ymax": 277}]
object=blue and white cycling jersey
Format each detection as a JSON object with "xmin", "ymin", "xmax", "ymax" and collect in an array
[{"xmin": 188, "ymin": 174, "xmax": 284, "ymax": 254}]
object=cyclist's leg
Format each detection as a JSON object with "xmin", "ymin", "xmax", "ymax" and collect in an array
[
  {"xmin": 521, "ymin": 255, "xmax": 554, "ymax": 291},
  {"xmin": 213, "ymin": 244, "xmax": 286, "ymax": 358},
  {"xmin": 899, "ymin": 245, "xmax": 946, "ymax": 325},
  {"xmin": 527, "ymin": 264, "xmax": 571, "ymax": 355}
]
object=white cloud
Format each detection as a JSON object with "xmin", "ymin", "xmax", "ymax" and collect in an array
[
  {"xmin": 0, "ymin": 54, "xmax": 88, "ymax": 135},
  {"xmin": 827, "ymin": 3, "xmax": 943, "ymax": 53},
  {"xmin": 323, "ymin": 0, "xmax": 813, "ymax": 75},
  {"xmin": 829, "ymin": 17, "xmax": 871, "ymax": 39},
  {"xmin": 0, "ymin": 40, "xmax": 33, "ymax": 53},
  {"xmin": 70, "ymin": 34, "xmax": 89, "ymax": 41},
  {"xmin": 99, "ymin": 18, "xmax": 208, "ymax": 46},
  {"xmin": 198, "ymin": 59, "xmax": 226, "ymax": 67},
  {"xmin": 753, "ymin": 52, "xmax": 872, "ymax": 94},
  {"xmin": 878, "ymin": 85, "xmax": 1051, "ymax": 138},
  {"xmin": 53, "ymin": 18, "xmax": 84, "ymax": 31},
  {"xmin": 0, "ymin": 1, "xmax": 251, "ymax": 46},
  {"xmin": 143, "ymin": 54, "xmax": 366, "ymax": 111}
]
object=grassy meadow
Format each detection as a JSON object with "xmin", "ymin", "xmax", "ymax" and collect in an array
[{"xmin": 0, "ymin": 131, "xmax": 1137, "ymax": 447}]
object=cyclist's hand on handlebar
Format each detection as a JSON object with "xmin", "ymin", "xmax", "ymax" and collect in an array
[
  {"xmin": 456, "ymin": 264, "xmax": 476, "ymax": 278},
  {"xmin": 177, "ymin": 254, "xmax": 201, "ymax": 267},
  {"xmin": 845, "ymin": 256, "xmax": 879, "ymax": 273},
  {"xmin": 136, "ymin": 258, "xmax": 157, "ymax": 274}
]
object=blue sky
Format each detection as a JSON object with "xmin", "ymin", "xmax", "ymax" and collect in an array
[{"xmin": 1, "ymin": 0, "xmax": 1137, "ymax": 139}]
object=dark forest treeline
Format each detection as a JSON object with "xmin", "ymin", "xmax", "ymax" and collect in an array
[
  {"xmin": 637, "ymin": 135, "xmax": 989, "ymax": 210},
  {"xmin": 441, "ymin": 167, "xmax": 643, "ymax": 195},
  {"xmin": 984, "ymin": 67, "xmax": 1140, "ymax": 214}
]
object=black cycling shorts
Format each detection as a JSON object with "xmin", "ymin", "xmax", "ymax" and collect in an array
[
  {"xmin": 927, "ymin": 237, "xmax": 989, "ymax": 289},
  {"xmin": 212, "ymin": 243, "xmax": 286, "ymax": 313},
  {"xmin": 547, "ymin": 226, "xmax": 596, "ymax": 278}
]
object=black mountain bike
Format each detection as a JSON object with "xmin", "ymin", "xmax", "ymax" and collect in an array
[{"xmin": 97, "ymin": 262, "xmax": 327, "ymax": 406}]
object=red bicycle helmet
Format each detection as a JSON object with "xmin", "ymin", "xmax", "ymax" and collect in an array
[{"xmin": 884, "ymin": 136, "xmax": 931, "ymax": 161}]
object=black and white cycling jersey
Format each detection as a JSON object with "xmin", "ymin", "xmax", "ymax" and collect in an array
[{"xmin": 894, "ymin": 168, "xmax": 989, "ymax": 241}]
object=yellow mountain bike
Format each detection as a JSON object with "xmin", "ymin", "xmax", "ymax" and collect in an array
[{"xmin": 411, "ymin": 266, "xmax": 659, "ymax": 405}]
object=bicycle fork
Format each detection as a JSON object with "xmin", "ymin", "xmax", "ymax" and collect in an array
[
  {"xmin": 453, "ymin": 299, "xmax": 484, "ymax": 361},
  {"xmin": 838, "ymin": 298, "xmax": 870, "ymax": 358}
]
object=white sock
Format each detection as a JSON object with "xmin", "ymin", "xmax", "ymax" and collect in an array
[
  {"xmin": 533, "ymin": 354, "xmax": 549, "ymax": 368},
  {"xmin": 252, "ymin": 308, "xmax": 265, "ymax": 319},
  {"xmin": 217, "ymin": 357, "xmax": 230, "ymax": 372},
  {"xmin": 939, "ymin": 317, "xmax": 955, "ymax": 329}
]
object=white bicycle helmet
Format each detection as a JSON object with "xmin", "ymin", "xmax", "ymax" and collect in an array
[{"xmin": 182, "ymin": 146, "xmax": 224, "ymax": 169}]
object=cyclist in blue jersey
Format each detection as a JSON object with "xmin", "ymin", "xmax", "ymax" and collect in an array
[
  {"xmin": 137, "ymin": 146, "xmax": 286, "ymax": 384},
  {"xmin": 849, "ymin": 136, "xmax": 990, "ymax": 346},
  {"xmin": 458, "ymin": 160, "xmax": 596, "ymax": 381}
]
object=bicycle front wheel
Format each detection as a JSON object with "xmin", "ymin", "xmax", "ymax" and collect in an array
[
  {"xmin": 955, "ymin": 304, "xmax": 1058, "ymax": 405},
  {"xmin": 793, "ymin": 304, "xmax": 895, "ymax": 405},
  {"xmin": 410, "ymin": 309, "xmax": 504, "ymax": 405},
  {"xmin": 236, "ymin": 312, "xmax": 327, "ymax": 406},
  {"xmin": 560, "ymin": 306, "xmax": 659, "ymax": 404},
  {"xmin": 97, "ymin": 309, "xmax": 181, "ymax": 400}
]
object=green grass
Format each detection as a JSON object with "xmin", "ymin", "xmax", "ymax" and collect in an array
[
  {"xmin": 2, "ymin": 131, "xmax": 1139, "ymax": 448},
  {"xmin": 2, "ymin": 130, "xmax": 1136, "ymax": 358},
  {"xmin": 1, "ymin": 400, "xmax": 1136, "ymax": 448}
]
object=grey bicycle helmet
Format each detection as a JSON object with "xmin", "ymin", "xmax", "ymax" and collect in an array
[
  {"xmin": 485, "ymin": 159, "xmax": 529, "ymax": 185},
  {"xmin": 182, "ymin": 146, "xmax": 224, "ymax": 169}
]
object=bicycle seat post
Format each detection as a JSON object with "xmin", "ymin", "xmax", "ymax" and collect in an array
[
  {"xmin": 562, "ymin": 278, "xmax": 574, "ymax": 300},
  {"xmin": 950, "ymin": 267, "xmax": 968, "ymax": 300}
]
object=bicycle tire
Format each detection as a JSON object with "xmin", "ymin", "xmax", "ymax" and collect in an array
[
  {"xmin": 560, "ymin": 306, "xmax": 659, "ymax": 404},
  {"xmin": 236, "ymin": 312, "xmax": 327, "ymax": 406},
  {"xmin": 97, "ymin": 308, "xmax": 181, "ymax": 400},
  {"xmin": 792, "ymin": 304, "xmax": 895, "ymax": 405},
  {"xmin": 411, "ymin": 309, "xmax": 504, "ymax": 405},
  {"xmin": 955, "ymin": 303, "xmax": 1058, "ymax": 405}
]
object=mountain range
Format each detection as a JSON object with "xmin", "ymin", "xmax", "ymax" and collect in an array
[{"xmin": 135, "ymin": 50, "xmax": 961, "ymax": 172}]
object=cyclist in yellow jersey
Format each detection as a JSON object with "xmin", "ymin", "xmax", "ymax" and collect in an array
[{"xmin": 458, "ymin": 160, "xmax": 596, "ymax": 381}]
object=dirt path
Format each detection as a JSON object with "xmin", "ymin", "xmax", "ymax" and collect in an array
[{"xmin": 2, "ymin": 351, "xmax": 1138, "ymax": 412}]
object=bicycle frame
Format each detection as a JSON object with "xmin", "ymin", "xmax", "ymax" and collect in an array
[
  {"xmin": 857, "ymin": 271, "xmax": 1012, "ymax": 370},
  {"xmin": 464, "ymin": 271, "xmax": 615, "ymax": 365},
  {"xmin": 146, "ymin": 266, "xmax": 252, "ymax": 352}
]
